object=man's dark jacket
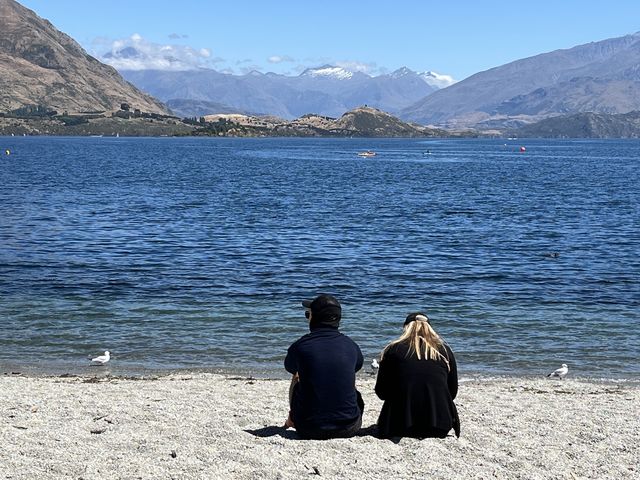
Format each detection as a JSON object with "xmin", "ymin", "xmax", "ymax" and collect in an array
[{"xmin": 285, "ymin": 326, "xmax": 363, "ymax": 431}]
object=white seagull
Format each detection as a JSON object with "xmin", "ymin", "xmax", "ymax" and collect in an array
[
  {"xmin": 371, "ymin": 358, "xmax": 379, "ymax": 371},
  {"xmin": 547, "ymin": 363, "xmax": 568, "ymax": 379},
  {"xmin": 91, "ymin": 351, "xmax": 110, "ymax": 365}
]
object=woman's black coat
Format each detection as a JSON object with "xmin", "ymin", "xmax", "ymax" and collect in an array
[{"xmin": 374, "ymin": 342, "xmax": 459, "ymax": 438}]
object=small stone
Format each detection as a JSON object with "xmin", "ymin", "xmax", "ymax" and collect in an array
[{"xmin": 170, "ymin": 450, "xmax": 177, "ymax": 458}]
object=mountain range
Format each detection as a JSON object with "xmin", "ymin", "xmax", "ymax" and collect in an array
[
  {"xmin": 402, "ymin": 32, "xmax": 640, "ymax": 128},
  {"xmin": 4, "ymin": 0, "xmax": 640, "ymax": 137},
  {"xmin": 0, "ymin": 0, "xmax": 167, "ymax": 115},
  {"xmin": 118, "ymin": 62, "xmax": 452, "ymax": 119},
  {"xmin": 514, "ymin": 111, "xmax": 640, "ymax": 138},
  {"xmin": 116, "ymin": 32, "xmax": 640, "ymax": 130}
]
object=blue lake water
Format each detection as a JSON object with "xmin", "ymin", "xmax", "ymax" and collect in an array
[{"xmin": 0, "ymin": 137, "xmax": 638, "ymax": 378}]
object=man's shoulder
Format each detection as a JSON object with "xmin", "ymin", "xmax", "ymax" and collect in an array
[
  {"xmin": 287, "ymin": 330, "xmax": 324, "ymax": 351},
  {"xmin": 290, "ymin": 330, "xmax": 360, "ymax": 349},
  {"xmin": 321, "ymin": 330, "xmax": 361, "ymax": 348},
  {"xmin": 338, "ymin": 332, "xmax": 361, "ymax": 348},
  {"xmin": 288, "ymin": 332, "xmax": 311, "ymax": 350}
]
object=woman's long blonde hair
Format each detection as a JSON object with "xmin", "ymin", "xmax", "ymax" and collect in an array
[{"xmin": 381, "ymin": 314, "xmax": 450, "ymax": 370}]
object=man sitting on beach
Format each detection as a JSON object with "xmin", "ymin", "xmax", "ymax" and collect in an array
[{"xmin": 284, "ymin": 294, "xmax": 364, "ymax": 439}]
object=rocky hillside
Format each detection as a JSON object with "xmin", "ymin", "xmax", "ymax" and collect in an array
[
  {"xmin": 402, "ymin": 32, "xmax": 640, "ymax": 128},
  {"xmin": 202, "ymin": 106, "xmax": 449, "ymax": 137},
  {"xmin": 0, "ymin": 0, "xmax": 168, "ymax": 114},
  {"xmin": 515, "ymin": 111, "xmax": 640, "ymax": 138},
  {"xmin": 333, "ymin": 106, "xmax": 436, "ymax": 137}
]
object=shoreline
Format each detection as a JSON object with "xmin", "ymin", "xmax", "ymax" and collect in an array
[
  {"xmin": 1, "ymin": 372, "xmax": 638, "ymax": 479},
  {"xmin": 3, "ymin": 361, "xmax": 640, "ymax": 385}
]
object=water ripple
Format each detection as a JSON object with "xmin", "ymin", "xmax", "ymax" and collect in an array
[{"xmin": 0, "ymin": 137, "xmax": 638, "ymax": 377}]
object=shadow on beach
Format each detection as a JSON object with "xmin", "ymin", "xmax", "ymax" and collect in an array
[
  {"xmin": 244, "ymin": 424, "xmax": 381, "ymax": 440},
  {"xmin": 244, "ymin": 426, "xmax": 299, "ymax": 440}
]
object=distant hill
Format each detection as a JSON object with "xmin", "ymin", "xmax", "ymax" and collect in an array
[
  {"xmin": 201, "ymin": 106, "xmax": 450, "ymax": 137},
  {"xmin": 119, "ymin": 64, "xmax": 450, "ymax": 119},
  {"xmin": 0, "ymin": 0, "xmax": 168, "ymax": 115},
  {"xmin": 515, "ymin": 111, "xmax": 640, "ymax": 138},
  {"xmin": 401, "ymin": 32, "xmax": 640, "ymax": 128},
  {"xmin": 333, "ymin": 106, "xmax": 440, "ymax": 137}
]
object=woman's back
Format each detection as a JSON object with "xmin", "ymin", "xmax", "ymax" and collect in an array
[{"xmin": 375, "ymin": 339, "xmax": 459, "ymax": 438}]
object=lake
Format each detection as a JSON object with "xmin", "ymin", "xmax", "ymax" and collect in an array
[{"xmin": 0, "ymin": 137, "xmax": 638, "ymax": 378}]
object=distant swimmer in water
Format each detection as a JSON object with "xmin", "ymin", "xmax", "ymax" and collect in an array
[
  {"xmin": 544, "ymin": 252, "xmax": 560, "ymax": 258},
  {"xmin": 4, "ymin": 149, "xmax": 9, "ymax": 155}
]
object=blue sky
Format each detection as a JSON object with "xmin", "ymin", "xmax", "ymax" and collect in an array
[{"xmin": 19, "ymin": 0, "xmax": 640, "ymax": 80}]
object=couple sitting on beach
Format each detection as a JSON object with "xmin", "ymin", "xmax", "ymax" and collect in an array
[{"xmin": 284, "ymin": 294, "xmax": 460, "ymax": 440}]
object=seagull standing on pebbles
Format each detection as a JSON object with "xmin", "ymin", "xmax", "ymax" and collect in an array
[
  {"xmin": 91, "ymin": 351, "xmax": 110, "ymax": 365},
  {"xmin": 371, "ymin": 358, "xmax": 379, "ymax": 371},
  {"xmin": 547, "ymin": 363, "xmax": 568, "ymax": 379}
]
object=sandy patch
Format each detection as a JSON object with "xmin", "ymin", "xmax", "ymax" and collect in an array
[{"xmin": 1, "ymin": 373, "xmax": 637, "ymax": 479}]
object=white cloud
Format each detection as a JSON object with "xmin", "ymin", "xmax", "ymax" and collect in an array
[
  {"xmin": 98, "ymin": 34, "xmax": 215, "ymax": 71},
  {"xmin": 419, "ymin": 71, "xmax": 457, "ymax": 88},
  {"xmin": 268, "ymin": 55, "xmax": 295, "ymax": 64},
  {"xmin": 336, "ymin": 60, "xmax": 375, "ymax": 74}
]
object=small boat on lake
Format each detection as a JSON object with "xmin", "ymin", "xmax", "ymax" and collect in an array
[{"xmin": 357, "ymin": 150, "xmax": 377, "ymax": 157}]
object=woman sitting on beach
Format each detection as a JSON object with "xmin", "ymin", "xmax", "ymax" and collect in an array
[{"xmin": 375, "ymin": 312, "xmax": 459, "ymax": 439}]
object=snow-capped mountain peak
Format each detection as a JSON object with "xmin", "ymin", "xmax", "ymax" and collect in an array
[
  {"xmin": 301, "ymin": 65, "xmax": 354, "ymax": 80},
  {"xmin": 390, "ymin": 67, "xmax": 415, "ymax": 78},
  {"xmin": 419, "ymin": 71, "xmax": 456, "ymax": 88}
]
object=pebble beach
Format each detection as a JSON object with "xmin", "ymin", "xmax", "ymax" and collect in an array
[{"xmin": 1, "ymin": 372, "xmax": 637, "ymax": 479}]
